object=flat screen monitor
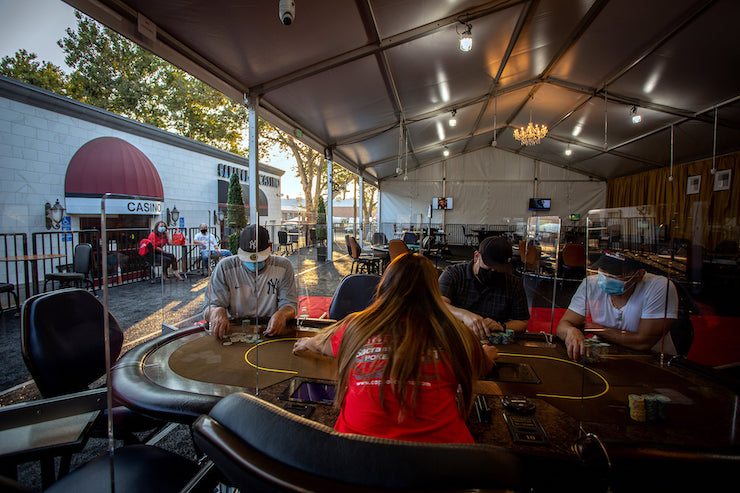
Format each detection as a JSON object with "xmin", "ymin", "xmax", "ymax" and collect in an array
[
  {"xmin": 432, "ymin": 197, "xmax": 453, "ymax": 210},
  {"xmin": 569, "ymin": 214, "xmax": 581, "ymax": 221},
  {"xmin": 529, "ymin": 198, "xmax": 551, "ymax": 211}
]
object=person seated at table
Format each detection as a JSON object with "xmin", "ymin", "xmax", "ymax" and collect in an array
[
  {"xmin": 557, "ymin": 251, "xmax": 678, "ymax": 361},
  {"xmin": 292, "ymin": 253, "xmax": 498, "ymax": 443},
  {"xmin": 147, "ymin": 220, "xmax": 183, "ymax": 280},
  {"xmin": 204, "ymin": 225, "xmax": 297, "ymax": 339},
  {"xmin": 438, "ymin": 236, "xmax": 529, "ymax": 338},
  {"xmin": 194, "ymin": 223, "xmax": 231, "ymax": 267}
]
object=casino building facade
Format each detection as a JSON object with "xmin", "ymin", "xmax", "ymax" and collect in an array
[{"xmin": 0, "ymin": 75, "xmax": 284, "ymax": 240}]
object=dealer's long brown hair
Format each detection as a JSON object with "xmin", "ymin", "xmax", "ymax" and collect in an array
[{"xmin": 335, "ymin": 253, "xmax": 486, "ymax": 417}]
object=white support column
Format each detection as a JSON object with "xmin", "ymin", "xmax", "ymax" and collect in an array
[
  {"xmin": 359, "ymin": 174, "xmax": 364, "ymax": 246},
  {"xmin": 326, "ymin": 148, "xmax": 334, "ymax": 261},
  {"xmin": 247, "ymin": 93, "xmax": 259, "ymax": 226}
]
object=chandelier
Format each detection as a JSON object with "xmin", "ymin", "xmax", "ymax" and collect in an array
[{"xmin": 513, "ymin": 114, "xmax": 548, "ymax": 146}]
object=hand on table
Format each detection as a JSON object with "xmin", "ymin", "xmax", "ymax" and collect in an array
[
  {"xmin": 564, "ymin": 328, "xmax": 585, "ymax": 361},
  {"xmin": 209, "ymin": 307, "xmax": 230, "ymax": 339},
  {"xmin": 462, "ymin": 311, "xmax": 502, "ymax": 339}
]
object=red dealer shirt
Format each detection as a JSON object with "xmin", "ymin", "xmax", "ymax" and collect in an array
[{"xmin": 331, "ymin": 324, "xmax": 474, "ymax": 443}]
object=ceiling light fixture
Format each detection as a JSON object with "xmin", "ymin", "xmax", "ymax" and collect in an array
[
  {"xmin": 513, "ymin": 110, "xmax": 548, "ymax": 146},
  {"xmin": 443, "ymin": 146, "xmax": 450, "ymax": 157},
  {"xmin": 631, "ymin": 106, "xmax": 642, "ymax": 124},
  {"xmin": 565, "ymin": 145, "xmax": 572, "ymax": 156},
  {"xmin": 457, "ymin": 22, "xmax": 472, "ymax": 52},
  {"xmin": 449, "ymin": 110, "xmax": 457, "ymax": 127}
]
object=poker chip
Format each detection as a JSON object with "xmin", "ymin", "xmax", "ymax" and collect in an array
[
  {"xmin": 628, "ymin": 394, "xmax": 646, "ymax": 422},
  {"xmin": 629, "ymin": 393, "xmax": 670, "ymax": 422}
]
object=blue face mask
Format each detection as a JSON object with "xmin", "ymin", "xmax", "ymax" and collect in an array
[
  {"xmin": 597, "ymin": 272, "xmax": 631, "ymax": 295},
  {"xmin": 157, "ymin": 226, "xmax": 166, "ymax": 233},
  {"xmin": 244, "ymin": 261, "xmax": 266, "ymax": 272}
]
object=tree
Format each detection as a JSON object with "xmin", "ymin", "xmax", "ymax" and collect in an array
[
  {"xmin": 315, "ymin": 196, "xmax": 327, "ymax": 244},
  {"xmin": 0, "ymin": 49, "xmax": 67, "ymax": 94},
  {"xmin": 226, "ymin": 172, "xmax": 248, "ymax": 253}
]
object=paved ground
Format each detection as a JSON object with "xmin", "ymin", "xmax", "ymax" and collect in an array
[{"xmin": 2, "ymin": 241, "xmax": 558, "ymax": 491}]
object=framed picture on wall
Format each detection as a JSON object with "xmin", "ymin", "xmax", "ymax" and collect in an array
[
  {"xmin": 713, "ymin": 169, "xmax": 732, "ymax": 191},
  {"xmin": 687, "ymin": 175, "xmax": 701, "ymax": 195}
]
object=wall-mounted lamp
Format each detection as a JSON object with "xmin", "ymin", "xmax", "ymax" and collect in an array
[
  {"xmin": 449, "ymin": 110, "xmax": 457, "ymax": 127},
  {"xmin": 631, "ymin": 106, "xmax": 642, "ymax": 124},
  {"xmin": 443, "ymin": 146, "xmax": 450, "ymax": 157},
  {"xmin": 45, "ymin": 199, "xmax": 65, "ymax": 230},
  {"xmin": 166, "ymin": 205, "xmax": 180, "ymax": 226},
  {"xmin": 457, "ymin": 22, "xmax": 473, "ymax": 52}
]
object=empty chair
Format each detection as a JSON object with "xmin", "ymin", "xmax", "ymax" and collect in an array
[
  {"xmin": 43, "ymin": 243, "xmax": 95, "ymax": 293},
  {"xmin": 371, "ymin": 232, "xmax": 387, "ymax": 245},
  {"xmin": 388, "ymin": 239, "xmax": 410, "ymax": 261},
  {"xmin": 0, "ymin": 282, "xmax": 19, "ymax": 315},
  {"xmin": 192, "ymin": 392, "xmax": 524, "ymax": 493},
  {"xmin": 347, "ymin": 236, "xmax": 381, "ymax": 274},
  {"xmin": 519, "ymin": 240, "xmax": 541, "ymax": 272},
  {"xmin": 21, "ymin": 289, "xmax": 163, "ymax": 451},
  {"xmin": 328, "ymin": 273, "xmax": 381, "ymax": 320},
  {"xmin": 402, "ymin": 231, "xmax": 418, "ymax": 245},
  {"xmin": 461, "ymin": 225, "xmax": 478, "ymax": 246},
  {"xmin": 561, "ymin": 243, "xmax": 586, "ymax": 280},
  {"xmin": 277, "ymin": 230, "xmax": 293, "ymax": 255}
]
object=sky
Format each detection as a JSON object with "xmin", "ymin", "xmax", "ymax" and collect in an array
[{"xmin": 0, "ymin": 0, "xmax": 304, "ymax": 197}]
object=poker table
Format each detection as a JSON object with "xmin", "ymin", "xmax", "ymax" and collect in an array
[{"xmin": 111, "ymin": 323, "xmax": 739, "ymax": 489}]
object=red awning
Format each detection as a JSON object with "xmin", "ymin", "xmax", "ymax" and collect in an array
[{"xmin": 65, "ymin": 137, "xmax": 164, "ymax": 200}]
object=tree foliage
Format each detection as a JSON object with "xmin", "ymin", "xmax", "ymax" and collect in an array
[
  {"xmin": 226, "ymin": 172, "xmax": 248, "ymax": 253},
  {"xmin": 0, "ymin": 49, "xmax": 68, "ymax": 94}
]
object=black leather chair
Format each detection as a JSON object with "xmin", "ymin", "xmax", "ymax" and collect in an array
[
  {"xmin": 0, "ymin": 282, "xmax": 19, "ymax": 315},
  {"xmin": 347, "ymin": 236, "xmax": 381, "ymax": 274},
  {"xmin": 21, "ymin": 289, "xmax": 164, "ymax": 473},
  {"xmin": 371, "ymin": 232, "xmax": 387, "ymax": 245},
  {"xmin": 327, "ymin": 273, "xmax": 381, "ymax": 320},
  {"xmin": 277, "ymin": 230, "xmax": 293, "ymax": 255},
  {"xmin": 192, "ymin": 392, "xmax": 524, "ymax": 493},
  {"xmin": 43, "ymin": 243, "xmax": 95, "ymax": 293}
]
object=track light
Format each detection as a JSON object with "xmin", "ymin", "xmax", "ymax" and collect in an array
[
  {"xmin": 457, "ymin": 22, "xmax": 472, "ymax": 52},
  {"xmin": 443, "ymin": 146, "xmax": 450, "ymax": 157},
  {"xmin": 449, "ymin": 110, "xmax": 457, "ymax": 127},
  {"xmin": 631, "ymin": 106, "xmax": 642, "ymax": 124}
]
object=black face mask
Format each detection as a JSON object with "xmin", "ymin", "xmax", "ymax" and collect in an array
[
  {"xmin": 200, "ymin": 229, "xmax": 208, "ymax": 234},
  {"xmin": 477, "ymin": 267, "xmax": 505, "ymax": 286}
]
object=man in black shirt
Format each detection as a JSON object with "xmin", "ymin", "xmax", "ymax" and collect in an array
[{"xmin": 439, "ymin": 236, "xmax": 529, "ymax": 338}]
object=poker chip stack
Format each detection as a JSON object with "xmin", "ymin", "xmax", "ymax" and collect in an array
[
  {"xmin": 583, "ymin": 339, "xmax": 609, "ymax": 363},
  {"xmin": 629, "ymin": 393, "xmax": 670, "ymax": 422},
  {"xmin": 487, "ymin": 329, "xmax": 516, "ymax": 345}
]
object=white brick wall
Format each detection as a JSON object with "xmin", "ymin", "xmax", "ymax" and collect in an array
[{"xmin": 0, "ymin": 93, "xmax": 284, "ymax": 236}]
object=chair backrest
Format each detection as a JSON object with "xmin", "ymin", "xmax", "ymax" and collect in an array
[
  {"xmin": 73, "ymin": 243, "xmax": 93, "ymax": 274},
  {"xmin": 371, "ymin": 232, "xmax": 387, "ymax": 245},
  {"xmin": 344, "ymin": 235, "xmax": 352, "ymax": 255},
  {"xmin": 277, "ymin": 230, "xmax": 288, "ymax": 245},
  {"xmin": 21, "ymin": 288, "xmax": 124, "ymax": 397},
  {"xmin": 388, "ymin": 239, "xmax": 409, "ymax": 261},
  {"xmin": 402, "ymin": 231, "xmax": 417, "ymax": 244},
  {"xmin": 328, "ymin": 273, "xmax": 381, "ymax": 320},
  {"xmin": 193, "ymin": 392, "xmax": 524, "ymax": 493},
  {"xmin": 561, "ymin": 243, "xmax": 586, "ymax": 268},
  {"xmin": 347, "ymin": 236, "xmax": 362, "ymax": 260}
]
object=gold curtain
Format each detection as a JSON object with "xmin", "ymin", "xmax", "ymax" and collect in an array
[{"xmin": 606, "ymin": 152, "xmax": 740, "ymax": 250}]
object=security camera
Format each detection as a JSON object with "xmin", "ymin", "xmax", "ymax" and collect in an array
[{"xmin": 279, "ymin": 0, "xmax": 295, "ymax": 25}]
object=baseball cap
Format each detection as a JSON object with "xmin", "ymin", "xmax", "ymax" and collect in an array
[
  {"xmin": 479, "ymin": 236, "xmax": 512, "ymax": 268},
  {"xmin": 590, "ymin": 251, "xmax": 640, "ymax": 276},
  {"xmin": 238, "ymin": 225, "xmax": 271, "ymax": 262}
]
